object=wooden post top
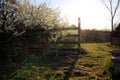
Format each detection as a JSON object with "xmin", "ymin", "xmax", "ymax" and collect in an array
[{"xmin": 78, "ymin": 18, "xmax": 80, "ymax": 24}]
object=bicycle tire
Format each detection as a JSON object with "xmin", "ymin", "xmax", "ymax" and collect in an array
[
  {"xmin": 8, "ymin": 46, "xmax": 28, "ymax": 65},
  {"xmin": 42, "ymin": 42, "xmax": 58, "ymax": 60}
]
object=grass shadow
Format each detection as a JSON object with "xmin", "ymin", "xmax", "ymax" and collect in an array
[
  {"xmin": 24, "ymin": 48, "xmax": 87, "ymax": 80},
  {"xmin": 0, "ymin": 48, "xmax": 87, "ymax": 80}
]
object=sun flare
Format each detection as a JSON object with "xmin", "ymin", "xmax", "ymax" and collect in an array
[
  {"xmin": 29, "ymin": 0, "xmax": 112, "ymax": 30},
  {"xmin": 59, "ymin": 0, "xmax": 110, "ymax": 30}
]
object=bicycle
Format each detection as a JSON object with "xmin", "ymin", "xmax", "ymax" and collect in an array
[
  {"xmin": 7, "ymin": 37, "xmax": 29, "ymax": 65},
  {"xmin": 0, "ymin": 32, "xmax": 29, "ymax": 65},
  {"xmin": 38, "ymin": 30, "xmax": 59, "ymax": 61}
]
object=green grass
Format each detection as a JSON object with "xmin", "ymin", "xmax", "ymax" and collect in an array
[
  {"xmin": 103, "ymin": 56, "xmax": 113, "ymax": 79},
  {"xmin": 9, "ymin": 66, "xmax": 61, "ymax": 80},
  {"xmin": 77, "ymin": 43, "xmax": 120, "ymax": 80},
  {"xmin": 1, "ymin": 43, "xmax": 120, "ymax": 80}
]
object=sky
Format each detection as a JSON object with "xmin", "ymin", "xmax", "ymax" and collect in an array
[{"xmin": 29, "ymin": 0, "xmax": 120, "ymax": 30}]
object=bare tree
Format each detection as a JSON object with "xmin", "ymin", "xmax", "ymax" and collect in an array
[{"xmin": 100, "ymin": 0, "xmax": 120, "ymax": 44}]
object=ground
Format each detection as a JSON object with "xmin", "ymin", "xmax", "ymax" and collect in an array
[{"xmin": 0, "ymin": 43, "xmax": 120, "ymax": 80}]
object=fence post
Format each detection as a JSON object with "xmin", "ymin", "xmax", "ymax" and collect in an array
[{"xmin": 78, "ymin": 18, "xmax": 81, "ymax": 53}]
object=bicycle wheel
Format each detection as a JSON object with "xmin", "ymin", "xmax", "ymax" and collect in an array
[
  {"xmin": 42, "ymin": 42, "xmax": 58, "ymax": 60},
  {"xmin": 8, "ymin": 46, "xmax": 28, "ymax": 65}
]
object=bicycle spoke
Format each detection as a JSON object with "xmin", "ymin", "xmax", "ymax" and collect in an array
[
  {"xmin": 8, "ymin": 46, "xmax": 28, "ymax": 65},
  {"xmin": 42, "ymin": 43, "xmax": 58, "ymax": 61}
]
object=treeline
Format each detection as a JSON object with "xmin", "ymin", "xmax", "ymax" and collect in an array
[
  {"xmin": 81, "ymin": 29, "xmax": 110, "ymax": 43},
  {"xmin": 112, "ymin": 31, "xmax": 120, "ymax": 38},
  {"xmin": 112, "ymin": 23, "xmax": 120, "ymax": 38}
]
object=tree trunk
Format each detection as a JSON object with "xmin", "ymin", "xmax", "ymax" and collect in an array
[{"xmin": 111, "ymin": 17, "xmax": 113, "ymax": 45}]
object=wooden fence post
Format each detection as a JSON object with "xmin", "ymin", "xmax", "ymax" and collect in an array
[{"xmin": 78, "ymin": 18, "xmax": 81, "ymax": 53}]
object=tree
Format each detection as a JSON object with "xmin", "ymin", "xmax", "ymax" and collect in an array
[
  {"xmin": 18, "ymin": 2, "xmax": 63, "ymax": 35},
  {"xmin": 115, "ymin": 23, "xmax": 120, "ymax": 31},
  {"xmin": 100, "ymin": 0, "xmax": 120, "ymax": 44},
  {"xmin": 0, "ymin": 0, "xmax": 64, "ymax": 36},
  {"xmin": 0, "ymin": 0, "xmax": 68, "ymax": 44}
]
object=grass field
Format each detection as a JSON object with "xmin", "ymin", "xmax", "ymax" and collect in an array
[{"xmin": 0, "ymin": 43, "xmax": 120, "ymax": 80}]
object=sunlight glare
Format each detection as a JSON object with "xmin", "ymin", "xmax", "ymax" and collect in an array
[{"xmin": 60, "ymin": 0, "xmax": 109, "ymax": 30}]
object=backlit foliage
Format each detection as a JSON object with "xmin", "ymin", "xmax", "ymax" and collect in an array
[{"xmin": 0, "ymin": 0, "xmax": 67, "ymax": 41}]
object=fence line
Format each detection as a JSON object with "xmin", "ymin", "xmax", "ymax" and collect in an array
[
  {"xmin": 30, "ymin": 18, "xmax": 81, "ymax": 53},
  {"xmin": 53, "ymin": 18, "xmax": 81, "ymax": 53}
]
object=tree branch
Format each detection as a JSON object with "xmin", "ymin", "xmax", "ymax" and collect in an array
[
  {"xmin": 113, "ymin": 0, "xmax": 120, "ymax": 17},
  {"xmin": 100, "ymin": 0, "xmax": 111, "ymax": 12}
]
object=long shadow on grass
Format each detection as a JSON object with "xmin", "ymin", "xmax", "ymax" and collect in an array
[
  {"xmin": 25, "ymin": 49, "xmax": 87, "ymax": 80},
  {"xmin": 62, "ymin": 52, "xmax": 80, "ymax": 80},
  {"xmin": 0, "ymin": 49, "xmax": 86, "ymax": 80},
  {"xmin": 62, "ymin": 50, "xmax": 86, "ymax": 80}
]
